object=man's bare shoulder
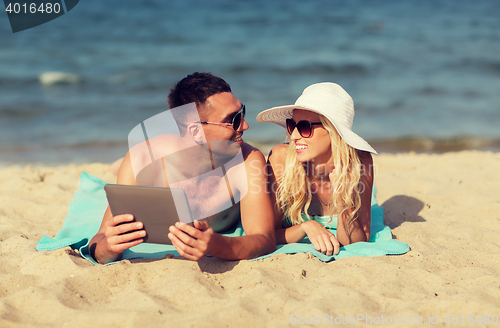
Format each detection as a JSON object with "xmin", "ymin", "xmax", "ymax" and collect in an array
[
  {"xmin": 153, "ymin": 133, "xmax": 182, "ymax": 143},
  {"xmin": 145, "ymin": 134, "xmax": 184, "ymax": 154},
  {"xmin": 116, "ymin": 152, "xmax": 138, "ymax": 185},
  {"xmin": 115, "ymin": 134, "xmax": 182, "ymax": 183}
]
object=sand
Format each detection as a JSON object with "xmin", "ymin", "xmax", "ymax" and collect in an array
[{"xmin": 0, "ymin": 151, "xmax": 499, "ymax": 327}]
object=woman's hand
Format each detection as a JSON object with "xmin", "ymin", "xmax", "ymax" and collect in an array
[{"xmin": 301, "ymin": 220, "xmax": 340, "ymax": 256}]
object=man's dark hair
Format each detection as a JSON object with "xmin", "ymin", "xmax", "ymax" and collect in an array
[
  {"xmin": 167, "ymin": 72, "xmax": 232, "ymax": 136},
  {"xmin": 168, "ymin": 72, "xmax": 231, "ymax": 110}
]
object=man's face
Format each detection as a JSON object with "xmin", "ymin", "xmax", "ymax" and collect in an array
[{"xmin": 200, "ymin": 92, "xmax": 249, "ymax": 145}]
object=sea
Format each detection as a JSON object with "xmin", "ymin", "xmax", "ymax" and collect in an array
[{"xmin": 1, "ymin": 0, "xmax": 499, "ymax": 165}]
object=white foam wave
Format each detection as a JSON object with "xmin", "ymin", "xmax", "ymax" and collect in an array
[{"xmin": 39, "ymin": 71, "xmax": 82, "ymax": 86}]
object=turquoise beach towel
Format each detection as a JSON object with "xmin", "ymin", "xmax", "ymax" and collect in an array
[{"xmin": 37, "ymin": 172, "xmax": 409, "ymax": 264}]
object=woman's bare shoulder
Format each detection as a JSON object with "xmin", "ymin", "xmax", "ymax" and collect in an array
[
  {"xmin": 358, "ymin": 150, "xmax": 373, "ymax": 164},
  {"xmin": 268, "ymin": 143, "xmax": 289, "ymax": 165},
  {"xmin": 358, "ymin": 151, "xmax": 374, "ymax": 177}
]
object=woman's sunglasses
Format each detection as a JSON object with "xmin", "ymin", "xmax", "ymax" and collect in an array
[
  {"xmin": 197, "ymin": 104, "xmax": 246, "ymax": 131},
  {"xmin": 286, "ymin": 118, "xmax": 323, "ymax": 138}
]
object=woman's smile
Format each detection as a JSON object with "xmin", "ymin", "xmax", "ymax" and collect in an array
[{"xmin": 295, "ymin": 143, "xmax": 308, "ymax": 153}]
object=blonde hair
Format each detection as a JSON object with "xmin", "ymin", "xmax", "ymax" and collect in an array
[{"xmin": 276, "ymin": 115, "xmax": 362, "ymax": 243}]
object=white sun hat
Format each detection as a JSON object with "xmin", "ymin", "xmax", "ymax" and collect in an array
[{"xmin": 257, "ymin": 82, "xmax": 377, "ymax": 154}]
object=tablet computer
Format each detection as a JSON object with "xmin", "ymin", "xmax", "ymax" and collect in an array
[{"xmin": 104, "ymin": 184, "xmax": 194, "ymax": 245}]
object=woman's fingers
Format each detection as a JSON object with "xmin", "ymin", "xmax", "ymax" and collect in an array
[
  {"xmin": 312, "ymin": 236, "xmax": 327, "ymax": 254},
  {"xmin": 330, "ymin": 235, "xmax": 340, "ymax": 255},
  {"xmin": 322, "ymin": 234, "xmax": 334, "ymax": 256},
  {"xmin": 318, "ymin": 232, "xmax": 339, "ymax": 256},
  {"xmin": 311, "ymin": 238, "xmax": 322, "ymax": 253},
  {"xmin": 302, "ymin": 220, "xmax": 342, "ymax": 256}
]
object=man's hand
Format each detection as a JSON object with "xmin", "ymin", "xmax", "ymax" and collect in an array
[
  {"xmin": 301, "ymin": 220, "xmax": 340, "ymax": 256},
  {"xmin": 103, "ymin": 214, "xmax": 146, "ymax": 253},
  {"xmin": 168, "ymin": 220, "xmax": 214, "ymax": 261},
  {"xmin": 90, "ymin": 212, "xmax": 145, "ymax": 264}
]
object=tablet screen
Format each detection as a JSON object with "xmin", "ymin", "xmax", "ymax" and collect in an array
[{"xmin": 104, "ymin": 184, "xmax": 194, "ymax": 245}]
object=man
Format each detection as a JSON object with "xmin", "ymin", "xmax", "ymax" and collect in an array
[{"xmin": 89, "ymin": 72, "xmax": 275, "ymax": 264}]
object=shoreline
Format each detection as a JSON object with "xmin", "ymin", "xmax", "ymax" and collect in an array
[
  {"xmin": 1, "ymin": 136, "xmax": 499, "ymax": 168},
  {"xmin": 0, "ymin": 151, "xmax": 499, "ymax": 327}
]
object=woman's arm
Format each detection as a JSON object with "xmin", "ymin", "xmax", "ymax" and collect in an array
[
  {"xmin": 335, "ymin": 151, "xmax": 374, "ymax": 245},
  {"xmin": 275, "ymin": 224, "xmax": 305, "ymax": 245},
  {"xmin": 276, "ymin": 220, "xmax": 340, "ymax": 256}
]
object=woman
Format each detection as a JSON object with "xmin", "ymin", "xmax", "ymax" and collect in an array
[{"xmin": 257, "ymin": 82, "xmax": 377, "ymax": 256}]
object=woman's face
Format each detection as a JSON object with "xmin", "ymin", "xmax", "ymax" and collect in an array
[{"xmin": 290, "ymin": 109, "xmax": 332, "ymax": 164}]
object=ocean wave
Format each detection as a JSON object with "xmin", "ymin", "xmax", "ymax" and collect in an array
[
  {"xmin": 223, "ymin": 137, "xmax": 500, "ymax": 155},
  {"xmin": 223, "ymin": 64, "xmax": 259, "ymax": 74},
  {"xmin": 447, "ymin": 58, "xmax": 500, "ymax": 75},
  {"xmin": 272, "ymin": 63, "xmax": 372, "ymax": 76},
  {"xmin": 416, "ymin": 87, "xmax": 448, "ymax": 95},
  {"xmin": 39, "ymin": 72, "xmax": 82, "ymax": 86},
  {"xmin": 1, "ymin": 137, "xmax": 498, "ymax": 166},
  {"xmin": 222, "ymin": 63, "xmax": 373, "ymax": 76},
  {"xmin": 369, "ymin": 136, "xmax": 500, "ymax": 153},
  {"xmin": 0, "ymin": 140, "xmax": 127, "ymax": 153},
  {"xmin": 0, "ymin": 105, "xmax": 52, "ymax": 119},
  {"xmin": 0, "ymin": 76, "xmax": 39, "ymax": 88}
]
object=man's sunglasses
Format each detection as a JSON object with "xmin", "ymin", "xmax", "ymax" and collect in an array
[
  {"xmin": 286, "ymin": 118, "xmax": 323, "ymax": 138},
  {"xmin": 197, "ymin": 104, "xmax": 246, "ymax": 131}
]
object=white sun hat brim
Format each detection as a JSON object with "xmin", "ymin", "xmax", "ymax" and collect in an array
[{"xmin": 257, "ymin": 83, "xmax": 377, "ymax": 155}]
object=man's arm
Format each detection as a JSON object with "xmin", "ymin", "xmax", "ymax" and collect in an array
[
  {"xmin": 265, "ymin": 144, "xmax": 293, "ymax": 245},
  {"xmin": 266, "ymin": 144, "xmax": 288, "ymax": 230},
  {"xmin": 168, "ymin": 146, "xmax": 276, "ymax": 260},
  {"xmin": 89, "ymin": 152, "xmax": 146, "ymax": 264}
]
